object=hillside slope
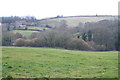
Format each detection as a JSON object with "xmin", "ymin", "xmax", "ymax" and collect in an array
[{"xmin": 38, "ymin": 16, "xmax": 117, "ymax": 27}]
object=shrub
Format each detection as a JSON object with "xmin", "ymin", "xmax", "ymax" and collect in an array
[
  {"xmin": 24, "ymin": 39, "xmax": 32, "ymax": 46},
  {"xmin": 14, "ymin": 38, "xmax": 25, "ymax": 46},
  {"xmin": 15, "ymin": 38, "xmax": 41, "ymax": 47},
  {"xmin": 67, "ymin": 38, "xmax": 95, "ymax": 50},
  {"xmin": 87, "ymin": 41, "xmax": 106, "ymax": 51},
  {"xmin": 95, "ymin": 45, "xmax": 106, "ymax": 51},
  {"xmin": 31, "ymin": 38, "xmax": 41, "ymax": 47}
]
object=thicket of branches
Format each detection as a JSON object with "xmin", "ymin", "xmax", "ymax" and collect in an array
[{"xmin": 13, "ymin": 30, "xmax": 94, "ymax": 50}]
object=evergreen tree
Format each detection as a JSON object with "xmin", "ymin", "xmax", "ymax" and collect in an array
[{"xmin": 82, "ymin": 33, "xmax": 87, "ymax": 41}]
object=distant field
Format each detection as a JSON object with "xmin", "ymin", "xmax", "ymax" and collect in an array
[
  {"xmin": 28, "ymin": 27, "xmax": 44, "ymax": 30},
  {"xmin": 11, "ymin": 30, "xmax": 39, "ymax": 37},
  {"xmin": 2, "ymin": 47, "xmax": 118, "ymax": 78},
  {"xmin": 39, "ymin": 17, "xmax": 117, "ymax": 27}
]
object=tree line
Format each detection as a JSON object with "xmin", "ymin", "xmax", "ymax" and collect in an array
[{"xmin": 2, "ymin": 18, "xmax": 119, "ymax": 51}]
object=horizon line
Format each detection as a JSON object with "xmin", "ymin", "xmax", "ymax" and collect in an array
[{"xmin": 0, "ymin": 14, "xmax": 118, "ymax": 20}]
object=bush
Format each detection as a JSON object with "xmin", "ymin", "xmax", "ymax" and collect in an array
[
  {"xmin": 95, "ymin": 45, "xmax": 106, "ymax": 51},
  {"xmin": 87, "ymin": 41, "xmax": 106, "ymax": 51},
  {"xmin": 24, "ymin": 39, "xmax": 32, "ymax": 46},
  {"xmin": 14, "ymin": 38, "xmax": 41, "ymax": 47},
  {"xmin": 31, "ymin": 38, "xmax": 41, "ymax": 47},
  {"xmin": 14, "ymin": 38, "xmax": 25, "ymax": 46},
  {"xmin": 67, "ymin": 38, "xmax": 95, "ymax": 51}
]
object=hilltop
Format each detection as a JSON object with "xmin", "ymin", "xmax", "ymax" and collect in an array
[{"xmin": 37, "ymin": 15, "xmax": 117, "ymax": 28}]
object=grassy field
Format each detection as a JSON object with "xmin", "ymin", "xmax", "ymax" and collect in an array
[
  {"xmin": 39, "ymin": 17, "xmax": 116, "ymax": 27},
  {"xmin": 28, "ymin": 27, "xmax": 44, "ymax": 30},
  {"xmin": 2, "ymin": 47, "xmax": 118, "ymax": 78}
]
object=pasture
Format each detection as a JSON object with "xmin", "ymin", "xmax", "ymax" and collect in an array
[
  {"xmin": 2, "ymin": 47, "xmax": 118, "ymax": 78},
  {"xmin": 27, "ymin": 27, "xmax": 44, "ymax": 30}
]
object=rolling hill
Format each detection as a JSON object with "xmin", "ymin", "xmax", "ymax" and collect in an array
[{"xmin": 38, "ymin": 16, "xmax": 117, "ymax": 28}]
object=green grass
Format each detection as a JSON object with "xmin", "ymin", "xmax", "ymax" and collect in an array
[
  {"xmin": 12, "ymin": 30, "xmax": 39, "ymax": 37},
  {"xmin": 28, "ymin": 27, "xmax": 44, "ymax": 30},
  {"xmin": 2, "ymin": 47, "xmax": 118, "ymax": 78}
]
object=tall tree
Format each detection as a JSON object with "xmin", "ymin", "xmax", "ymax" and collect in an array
[
  {"xmin": 82, "ymin": 33, "xmax": 87, "ymax": 41},
  {"xmin": 87, "ymin": 30, "xmax": 92, "ymax": 41}
]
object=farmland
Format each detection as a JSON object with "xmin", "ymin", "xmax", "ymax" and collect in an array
[{"xmin": 2, "ymin": 47, "xmax": 118, "ymax": 78}]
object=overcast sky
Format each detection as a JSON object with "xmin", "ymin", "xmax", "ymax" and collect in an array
[{"xmin": 0, "ymin": 0, "xmax": 119, "ymax": 19}]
